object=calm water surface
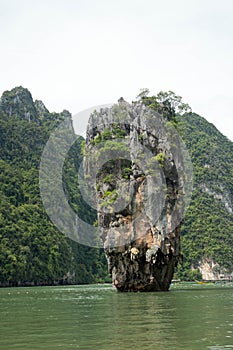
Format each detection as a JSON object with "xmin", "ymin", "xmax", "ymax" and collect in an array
[{"xmin": 0, "ymin": 283, "xmax": 233, "ymax": 350}]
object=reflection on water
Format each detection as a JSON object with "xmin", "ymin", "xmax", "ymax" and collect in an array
[{"xmin": 0, "ymin": 284, "xmax": 233, "ymax": 350}]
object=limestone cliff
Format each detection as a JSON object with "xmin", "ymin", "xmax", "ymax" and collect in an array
[{"xmin": 84, "ymin": 100, "xmax": 192, "ymax": 291}]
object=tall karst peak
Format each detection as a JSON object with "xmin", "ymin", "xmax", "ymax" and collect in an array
[
  {"xmin": 0, "ymin": 86, "xmax": 38, "ymax": 122},
  {"xmin": 83, "ymin": 99, "xmax": 192, "ymax": 291}
]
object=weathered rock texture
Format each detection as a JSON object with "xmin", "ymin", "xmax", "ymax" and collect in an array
[{"xmin": 84, "ymin": 100, "xmax": 191, "ymax": 291}]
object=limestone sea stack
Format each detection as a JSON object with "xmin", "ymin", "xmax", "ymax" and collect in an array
[{"xmin": 83, "ymin": 99, "xmax": 192, "ymax": 291}]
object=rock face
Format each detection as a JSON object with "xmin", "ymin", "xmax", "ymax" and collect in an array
[
  {"xmin": 84, "ymin": 101, "xmax": 192, "ymax": 291},
  {"xmin": 197, "ymin": 258, "xmax": 220, "ymax": 281},
  {"xmin": 0, "ymin": 86, "xmax": 38, "ymax": 122}
]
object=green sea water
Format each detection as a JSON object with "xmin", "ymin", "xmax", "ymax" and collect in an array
[{"xmin": 0, "ymin": 283, "xmax": 233, "ymax": 350}]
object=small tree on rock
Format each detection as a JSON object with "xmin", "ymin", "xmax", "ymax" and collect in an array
[{"xmin": 137, "ymin": 89, "xmax": 192, "ymax": 121}]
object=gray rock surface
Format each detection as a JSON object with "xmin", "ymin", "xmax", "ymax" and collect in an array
[{"xmin": 84, "ymin": 100, "xmax": 192, "ymax": 291}]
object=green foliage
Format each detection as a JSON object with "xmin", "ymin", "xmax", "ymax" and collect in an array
[
  {"xmin": 81, "ymin": 140, "xmax": 85, "ymax": 155},
  {"xmin": 145, "ymin": 153, "xmax": 166, "ymax": 176},
  {"xmin": 174, "ymin": 262, "xmax": 202, "ymax": 281},
  {"xmin": 0, "ymin": 86, "xmax": 109, "ymax": 286},
  {"xmin": 100, "ymin": 190, "xmax": 118, "ymax": 210},
  {"xmin": 102, "ymin": 189, "xmax": 118, "ymax": 201},
  {"xmin": 138, "ymin": 134, "xmax": 144, "ymax": 142},
  {"xmin": 175, "ymin": 113, "xmax": 233, "ymax": 278},
  {"xmin": 137, "ymin": 89, "xmax": 192, "ymax": 122},
  {"xmin": 103, "ymin": 174, "xmax": 114, "ymax": 184},
  {"xmin": 111, "ymin": 104, "xmax": 128, "ymax": 121},
  {"xmin": 97, "ymin": 140, "xmax": 128, "ymax": 160},
  {"xmin": 122, "ymin": 167, "xmax": 132, "ymax": 179},
  {"xmin": 154, "ymin": 152, "xmax": 166, "ymax": 167},
  {"xmin": 91, "ymin": 125, "xmax": 127, "ymax": 146},
  {"xmin": 112, "ymin": 123, "xmax": 127, "ymax": 138},
  {"xmin": 101, "ymin": 128, "xmax": 112, "ymax": 141}
]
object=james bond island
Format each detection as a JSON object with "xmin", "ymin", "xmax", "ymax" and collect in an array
[
  {"xmin": 1, "ymin": 86, "xmax": 232, "ymax": 289},
  {"xmin": 83, "ymin": 93, "xmax": 193, "ymax": 291}
]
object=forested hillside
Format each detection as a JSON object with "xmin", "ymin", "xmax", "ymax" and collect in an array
[
  {"xmin": 176, "ymin": 113, "xmax": 233, "ymax": 280},
  {"xmin": 0, "ymin": 86, "xmax": 109, "ymax": 286}
]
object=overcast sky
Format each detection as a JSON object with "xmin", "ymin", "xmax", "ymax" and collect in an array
[{"xmin": 0, "ymin": 0, "xmax": 233, "ymax": 141}]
